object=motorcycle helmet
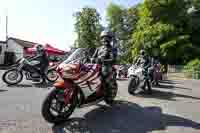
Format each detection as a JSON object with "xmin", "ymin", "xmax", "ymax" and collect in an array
[
  {"xmin": 140, "ymin": 49, "xmax": 145, "ymax": 56},
  {"xmin": 100, "ymin": 30, "xmax": 113, "ymax": 42},
  {"xmin": 36, "ymin": 44, "xmax": 45, "ymax": 53}
]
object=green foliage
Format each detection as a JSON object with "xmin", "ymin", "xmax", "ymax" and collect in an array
[
  {"xmin": 184, "ymin": 59, "xmax": 200, "ymax": 70},
  {"xmin": 74, "ymin": 7, "xmax": 102, "ymax": 48},
  {"xmin": 189, "ymin": 7, "xmax": 200, "ymax": 59},
  {"xmin": 71, "ymin": 0, "xmax": 200, "ymax": 65},
  {"xmin": 190, "ymin": 9, "xmax": 200, "ymax": 40},
  {"xmin": 132, "ymin": 0, "xmax": 192, "ymax": 64},
  {"xmin": 106, "ymin": 3, "xmax": 124, "ymax": 33},
  {"xmin": 106, "ymin": 3, "xmax": 138, "ymax": 64},
  {"xmin": 191, "ymin": 0, "xmax": 200, "ymax": 9},
  {"xmin": 184, "ymin": 59, "xmax": 200, "ymax": 79},
  {"xmin": 184, "ymin": 59, "xmax": 200, "ymax": 71}
]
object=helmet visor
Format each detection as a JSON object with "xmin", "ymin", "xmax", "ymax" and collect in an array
[{"xmin": 101, "ymin": 35, "xmax": 112, "ymax": 42}]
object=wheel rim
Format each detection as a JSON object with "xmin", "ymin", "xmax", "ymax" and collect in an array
[
  {"xmin": 5, "ymin": 70, "xmax": 22, "ymax": 84},
  {"xmin": 47, "ymin": 71, "xmax": 58, "ymax": 81},
  {"xmin": 49, "ymin": 92, "xmax": 73, "ymax": 117}
]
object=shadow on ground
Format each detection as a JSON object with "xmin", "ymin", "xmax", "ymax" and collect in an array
[
  {"xmin": 5, "ymin": 82, "xmax": 53, "ymax": 88},
  {"xmin": 174, "ymin": 86, "xmax": 192, "ymax": 90},
  {"xmin": 153, "ymin": 84, "xmax": 174, "ymax": 89},
  {"xmin": 7, "ymin": 84, "xmax": 33, "ymax": 88},
  {"xmin": 52, "ymin": 100, "xmax": 200, "ymax": 133},
  {"xmin": 157, "ymin": 80, "xmax": 192, "ymax": 90},
  {"xmin": 136, "ymin": 89, "xmax": 200, "ymax": 101},
  {"xmin": 33, "ymin": 82, "xmax": 54, "ymax": 88},
  {"xmin": 0, "ymin": 89, "xmax": 8, "ymax": 92},
  {"xmin": 159, "ymin": 80, "xmax": 176, "ymax": 84},
  {"xmin": 52, "ymin": 118, "xmax": 92, "ymax": 133}
]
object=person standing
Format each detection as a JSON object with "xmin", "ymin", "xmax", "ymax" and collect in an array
[{"xmin": 92, "ymin": 30, "xmax": 117, "ymax": 100}]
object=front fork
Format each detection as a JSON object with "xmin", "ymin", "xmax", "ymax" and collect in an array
[
  {"xmin": 54, "ymin": 80, "xmax": 77, "ymax": 105},
  {"xmin": 17, "ymin": 63, "xmax": 24, "ymax": 72}
]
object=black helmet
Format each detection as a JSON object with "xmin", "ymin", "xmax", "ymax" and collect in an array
[
  {"xmin": 100, "ymin": 30, "xmax": 113, "ymax": 39},
  {"xmin": 36, "ymin": 44, "xmax": 44, "ymax": 52},
  {"xmin": 140, "ymin": 49, "xmax": 145, "ymax": 55}
]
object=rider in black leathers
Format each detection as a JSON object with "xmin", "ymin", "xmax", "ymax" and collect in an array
[
  {"xmin": 135, "ymin": 49, "xmax": 152, "ymax": 94},
  {"xmin": 30, "ymin": 45, "xmax": 49, "ymax": 83},
  {"xmin": 92, "ymin": 30, "xmax": 117, "ymax": 98}
]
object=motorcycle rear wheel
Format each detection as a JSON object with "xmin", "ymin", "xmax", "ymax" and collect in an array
[
  {"xmin": 128, "ymin": 77, "xmax": 137, "ymax": 95},
  {"xmin": 2, "ymin": 69, "xmax": 23, "ymax": 85},
  {"xmin": 41, "ymin": 88, "xmax": 78, "ymax": 124}
]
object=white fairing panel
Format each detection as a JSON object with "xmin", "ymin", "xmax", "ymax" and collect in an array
[
  {"xmin": 75, "ymin": 64, "xmax": 101, "ymax": 97},
  {"xmin": 128, "ymin": 66, "xmax": 136, "ymax": 77},
  {"xmin": 135, "ymin": 68, "xmax": 143, "ymax": 77}
]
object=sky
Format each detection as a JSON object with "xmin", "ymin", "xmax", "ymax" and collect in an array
[{"xmin": 0, "ymin": 0, "xmax": 141, "ymax": 50}]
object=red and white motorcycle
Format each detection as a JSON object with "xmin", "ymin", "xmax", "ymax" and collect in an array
[{"xmin": 41, "ymin": 48, "xmax": 118, "ymax": 124}]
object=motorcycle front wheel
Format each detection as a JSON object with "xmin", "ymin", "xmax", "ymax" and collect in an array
[
  {"xmin": 2, "ymin": 69, "xmax": 23, "ymax": 85},
  {"xmin": 41, "ymin": 88, "xmax": 78, "ymax": 124},
  {"xmin": 128, "ymin": 77, "xmax": 137, "ymax": 95}
]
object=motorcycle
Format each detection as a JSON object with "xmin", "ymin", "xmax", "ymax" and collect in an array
[
  {"xmin": 2, "ymin": 57, "xmax": 59, "ymax": 85},
  {"xmin": 117, "ymin": 65, "xmax": 128, "ymax": 79},
  {"xmin": 41, "ymin": 48, "xmax": 118, "ymax": 124},
  {"xmin": 127, "ymin": 65, "xmax": 150, "ymax": 94}
]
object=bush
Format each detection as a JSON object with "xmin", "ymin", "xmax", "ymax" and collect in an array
[
  {"xmin": 184, "ymin": 59, "xmax": 200, "ymax": 70},
  {"xmin": 184, "ymin": 59, "xmax": 200, "ymax": 79}
]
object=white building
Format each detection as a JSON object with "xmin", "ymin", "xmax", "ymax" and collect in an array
[
  {"xmin": 0, "ymin": 41, "xmax": 7, "ymax": 65},
  {"xmin": 0, "ymin": 37, "xmax": 35, "ymax": 65}
]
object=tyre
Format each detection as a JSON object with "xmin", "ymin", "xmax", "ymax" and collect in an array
[
  {"xmin": 41, "ymin": 88, "xmax": 78, "ymax": 124},
  {"xmin": 128, "ymin": 77, "xmax": 137, "ymax": 95},
  {"xmin": 104, "ymin": 81, "xmax": 118, "ymax": 105},
  {"xmin": 46, "ymin": 69, "xmax": 59, "ymax": 82},
  {"xmin": 2, "ymin": 69, "xmax": 23, "ymax": 85},
  {"xmin": 155, "ymin": 80, "xmax": 159, "ymax": 86}
]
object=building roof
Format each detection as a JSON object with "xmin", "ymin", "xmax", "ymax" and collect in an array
[
  {"xmin": 7, "ymin": 37, "xmax": 38, "ymax": 48},
  {"xmin": 0, "ymin": 41, "xmax": 6, "ymax": 44}
]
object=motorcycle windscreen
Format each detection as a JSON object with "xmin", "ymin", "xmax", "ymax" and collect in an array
[{"xmin": 62, "ymin": 48, "xmax": 87, "ymax": 64}]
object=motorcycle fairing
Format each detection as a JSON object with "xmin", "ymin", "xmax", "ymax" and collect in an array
[{"xmin": 74, "ymin": 64, "xmax": 102, "ymax": 98}]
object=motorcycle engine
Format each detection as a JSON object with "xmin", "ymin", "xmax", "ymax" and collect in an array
[{"xmin": 31, "ymin": 73, "xmax": 40, "ymax": 78}]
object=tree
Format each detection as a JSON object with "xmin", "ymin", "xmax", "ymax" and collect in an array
[
  {"xmin": 106, "ymin": 3, "xmax": 138, "ymax": 63},
  {"xmin": 74, "ymin": 7, "xmax": 102, "ymax": 48},
  {"xmin": 191, "ymin": 0, "xmax": 200, "ymax": 9},
  {"xmin": 132, "ymin": 0, "xmax": 192, "ymax": 64},
  {"xmin": 189, "ymin": 8, "xmax": 200, "ymax": 58}
]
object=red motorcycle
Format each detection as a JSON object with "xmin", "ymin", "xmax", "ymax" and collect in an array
[{"xmin": 41, "ymin": 48, "xmax": 118, "ymax": 124}]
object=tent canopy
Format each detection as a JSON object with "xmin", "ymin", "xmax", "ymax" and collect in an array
[{"xmin": 25, "ymin": 44, "xmax": 67, "ymax": 55}]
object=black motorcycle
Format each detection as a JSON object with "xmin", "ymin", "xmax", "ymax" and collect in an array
[{"xmin": 2, "ymin": 57, "xmax": 59, "ymax": 85}]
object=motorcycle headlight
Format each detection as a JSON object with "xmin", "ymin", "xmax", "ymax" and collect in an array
[{"xmin": 49, "ymin": 62, "xmax": 54, "ymax": 66}]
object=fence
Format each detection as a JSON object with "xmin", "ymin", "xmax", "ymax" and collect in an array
[{"xmin": 167, "ymin": 65, "xmax": 200, "ymax": 80}]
